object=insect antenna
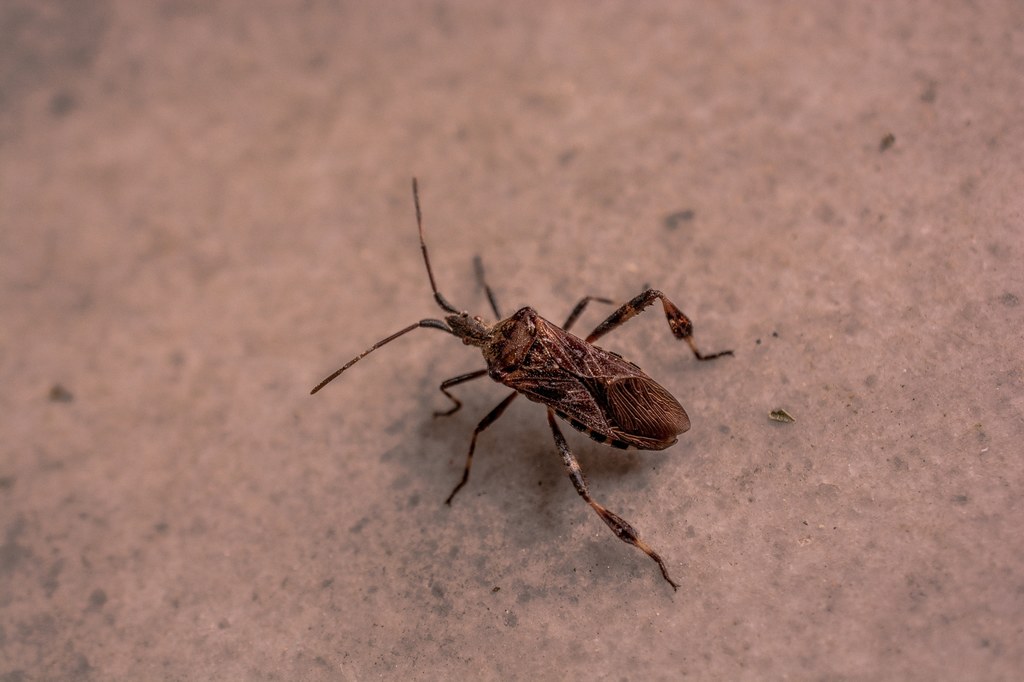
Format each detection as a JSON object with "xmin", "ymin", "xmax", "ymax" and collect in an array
[
  {"xmin": 310, "ymin": 318, "xmax": 452, "ymax": 394},
  {"xmin": 311, "ymin": 179, "xmax": 469, "ymax": 396},
  {"xmin": 413, "ymin": 177, "xmax": 461, "ymax": 315}
]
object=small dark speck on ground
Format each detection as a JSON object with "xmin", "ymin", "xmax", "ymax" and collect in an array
[
  {"xmin": 49, "ymin": 384, "xmax": 74, "ymax": 402},
  {"xmin": 88, "ymin": 589, "xmax": 107, "ymax": 610},
  {"xmin": 50, "ymin": 90, "xmax": 77, "ymax": 117},
  {"xmin": 664, "ymin": 210, "xmax": 695, "ymax": 230},
  {"xmin": 921, "ymin": 81, "xmax": 937, "ymax": 103}
]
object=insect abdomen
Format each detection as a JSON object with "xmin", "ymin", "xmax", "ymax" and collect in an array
[{"xmin": 554, "ymin": 410, "xmax": 633, "ymax": 450}]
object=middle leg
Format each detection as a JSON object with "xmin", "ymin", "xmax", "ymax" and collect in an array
[
  {"xmin": 546, "ymin": 409, "xmax": 680, "ymax": 591},
  {"xmin": 445, "ymin": 390, "xmax": 519, "ymax": 505}
]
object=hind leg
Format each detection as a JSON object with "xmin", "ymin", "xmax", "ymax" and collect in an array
[
  {"xmin": 585, "ymin": 289, "xmax": 733, "ymax": 361},
  {"xmin": 547, "ymin": 409, "xmax": 680, "ymax": 591}
]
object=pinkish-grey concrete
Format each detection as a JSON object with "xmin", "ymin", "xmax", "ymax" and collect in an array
[{"xmin": 2, "ymin": 2, "xmax": 1022, "ymax": 680}]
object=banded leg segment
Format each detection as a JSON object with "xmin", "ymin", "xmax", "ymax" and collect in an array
[
  {"xmin": 546, "ymin": 409, "xmax": 681, "ymax": 591},
  {"xmin": 434, "ymin": 368, "xmax": 488, "ymax": 417},
  {"xmin": 585, "ymin": 289, "xmax": 733, "ymax": 361},
  {"xmin": 445, "ymin": 390, "xmax": 519, "ymax": 505}
]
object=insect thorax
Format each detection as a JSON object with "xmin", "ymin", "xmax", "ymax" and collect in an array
[{"xmin": 481, "ymin": 307, "xmax": 539, "ymax": 375}]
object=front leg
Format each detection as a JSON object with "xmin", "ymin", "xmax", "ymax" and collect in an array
[
  {"xmin": 585, "ymin": 289, "xmax": 733, "ymax": 361},
  {"xmin": 434, "ymin": 368, "xmax": 488, "ymax": 417},
  {"xmin": 561, "ymin": 295, "xmax": 614, "ymax": 331},
  {"xmin": 546, "ymin": 409, "xmax": 680, "ymax": 591},
  {"xmin": 473, "ymin": 255, "xmax": 502, "ymax": 320}
]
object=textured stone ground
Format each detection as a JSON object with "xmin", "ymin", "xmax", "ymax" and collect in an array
[{"xmin": 2, "ymin": 2, "xmax": 1022, "ymax": 679}]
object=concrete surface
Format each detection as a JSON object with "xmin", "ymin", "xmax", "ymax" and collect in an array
[{"xmin": 2, "ymin": 1, "xmax": 1022, "ymax": 680}]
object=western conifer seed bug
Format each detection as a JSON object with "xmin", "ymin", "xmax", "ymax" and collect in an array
[{"xmin": 312, "ymin": 179, "xmax": 733, "ymax": 590}]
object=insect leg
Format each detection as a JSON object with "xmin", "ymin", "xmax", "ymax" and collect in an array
[
  {"xmin": 561, "ymin": 296, "xmax": 615, "ymax": 331},
  {"xmin": 473, "ymin": 255, "xmax": 502, "ymax": 320},
  {"xmin": 434, "ymin": 368, "xmax": 488, "ymax": 417},
  {"xmin": 547, "ymin": 409, "xmax": 681, "ymax": 591},
  {"xmin": 445, "ymin": 390, "xmax": 519, "ymax": 505},
  {"xmin": 584, "ymin": 289, "xmax": 733, "ymax": 361}
]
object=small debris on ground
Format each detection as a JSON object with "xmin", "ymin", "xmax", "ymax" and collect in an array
[{"xmin": 769, "ymin": 408, "xmax": 795, "ymax": 423}]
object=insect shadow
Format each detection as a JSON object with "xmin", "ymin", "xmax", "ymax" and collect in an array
[{"xmin": 312, "ymin": 178, "xmax": 733, "ymax": 591}]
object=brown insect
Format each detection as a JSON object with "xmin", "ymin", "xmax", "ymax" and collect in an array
[{"xmin": 312, "ymin": 179, "xmax": 733, "ymax": 590}]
